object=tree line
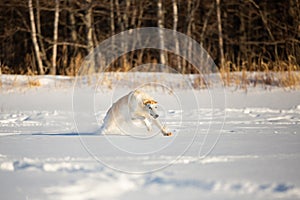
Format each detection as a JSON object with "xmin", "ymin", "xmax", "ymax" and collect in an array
[{"xmin": 0, "ymin": 0, "xmax": 299, "ymax": 75}]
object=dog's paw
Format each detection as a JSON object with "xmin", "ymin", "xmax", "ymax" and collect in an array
[{"xmin": 163, "ymin": 132, "xmax": 172, "ymax": 136}]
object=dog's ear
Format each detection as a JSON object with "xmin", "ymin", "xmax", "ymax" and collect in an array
[
  {"xmin": 143, "ymin": 99, "xmax": 157, "ymax": 105},
  {"xmin": 134, "ymin": 90, "xmax": 141, "ymax": 95}
]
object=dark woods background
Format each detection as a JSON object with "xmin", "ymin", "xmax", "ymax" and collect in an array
[{"xmin": 0, "ymin": 0, "xmax": 299, "ymax": 75}]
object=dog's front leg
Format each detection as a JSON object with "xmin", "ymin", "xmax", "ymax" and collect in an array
[
  {"xmin": 144, "ymin": 118, "xmax": 152, "ymax": 132},
  {"xmin": 153, "ymin": 119, "xmax": 172, "ymax": 136}
]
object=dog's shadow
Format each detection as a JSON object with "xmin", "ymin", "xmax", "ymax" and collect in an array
[{"xmin": 31, "ymin": 132, "xmax": 101, "ymax": 136}]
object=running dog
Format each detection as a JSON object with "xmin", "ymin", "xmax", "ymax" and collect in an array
[{"xmin": 100, "ymin": 90, "xmax": 172, "ymax": 136}]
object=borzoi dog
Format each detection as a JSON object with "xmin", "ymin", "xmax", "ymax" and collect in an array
[{"xmin": 100, "ymin": 90, "xmax": 172, "ymax": 136}]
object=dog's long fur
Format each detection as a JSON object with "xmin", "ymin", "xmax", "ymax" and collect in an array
[{"xmin": 100, "ymin": 90, "xmax": 172, "ymax": 136}]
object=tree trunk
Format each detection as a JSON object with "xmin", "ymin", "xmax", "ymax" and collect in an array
[
  {"xmin": 110, "ymin": 0, "xmax": 115, "ymax": 36},
  {"xmin": 69, "ymin": 0, "xmax": 78, "ymax": 75},
  {"xmin": 186, "ymin": 0, "xmax": 200, "ymax": 73},
  {"xmin": 216, "ymin": 0, "xmax": 225, "ymax": 70},
  {"xmin": 122, "ymin": 0, "xmax": 131, "ymax": 71},
  {"xmin": 124, "ymin": 0, "xmax": 130, "ymax": 30},
  {"xmin": 28, "ymin": 0, "xmax": 44, "ymax": 75},
  {"xmin": 200, "ymin": 4, "xmax": 214, "ymax": 45},
  {"xmin": 85, "ymin": 0, "xmax": 95, "ymax": 73},
  {"xmin": 51, "ymin": 0, "xmax": 60, "ymax": 75},
  {"xmin": 157, "ymin": 0, "xmax": 167, "ymax": 71},
  {"xmin": 109, "ymin": 0, "xmax": 115, "ymax": 71},
  {"xmin": 36, "ymin": 0, "xmax": 50, "ymax": 68},
  {"xmin": 115, "ymin": 0, "xmax": 122, "ymax": 30},
  {"xmin": 239, "ymin": 2, "xmax": 247, "ymax": 69},
  {"xmin": 137, "ymin": 1, "xmax": 144, "ymax": 28},
  {"xmin": 172, "ymin": 0, "xmax": 181, "ymax": 72},
  {"xmin": 86, "ymin": 0, "xmax": 94, "ymax": 53}
]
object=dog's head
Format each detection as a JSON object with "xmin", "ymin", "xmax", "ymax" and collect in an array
[{"xmin": 143, "ymin": 99, "xmax": 159, "ymax": 119}]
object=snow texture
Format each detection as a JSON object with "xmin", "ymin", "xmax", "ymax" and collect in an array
[{"xmin": 0, "ymin": 73, "xmax": 300, "ymax": 200}]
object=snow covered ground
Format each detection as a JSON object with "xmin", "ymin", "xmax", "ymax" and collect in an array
[{"xmin": 0, "ymin": 73, "xmax": 300, "ymax": 200}]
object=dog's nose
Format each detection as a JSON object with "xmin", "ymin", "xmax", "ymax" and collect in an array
[{"xmin": 154, "ymin": 114, "xmax": 159, "ymax": 119}]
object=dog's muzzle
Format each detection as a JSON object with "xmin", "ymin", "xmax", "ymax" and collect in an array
[{"xmin": 151, "ymin": 113, "xmax": 159, "ymax": 119}]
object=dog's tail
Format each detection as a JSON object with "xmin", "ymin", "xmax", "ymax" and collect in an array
[{"xmin": 94, "ymin": 119, "xmax": 107, "ymax": 135}]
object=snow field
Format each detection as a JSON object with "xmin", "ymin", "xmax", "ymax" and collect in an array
[{"xmin": 0, "ymin": 74, "xmax": 300, "ymax": 199}]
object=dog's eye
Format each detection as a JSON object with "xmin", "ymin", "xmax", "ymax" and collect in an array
[{"xmin": 146, "ymin": 105, "xmax": 152, "ymax": 109}]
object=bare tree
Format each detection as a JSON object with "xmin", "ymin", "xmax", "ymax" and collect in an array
[
  {"xmin": 85, "ymin": 0, "xmax": 95, "ymax": 73},
  {"xmin": 238, "ymin": 2, "xmax": 247, "ymax": 68},
  {"xmin": 157, "ymin": 0, "xmax": 167, "ymax": 70},
  {"xmin": 86, "ymin": 0, "xmax": 94, "ymax": 54},
  {"xmin": 200, "ymin": 4, "xmax": 214, "ymax": 45},
  {"xmin": 182, "ymin": 0, "xmax": 199, "ymax": 73},
  {"xmin": 172, "ymin": 0, "xmax": 181, "ymax": 72},
  {"xmin": 122, "ymin": 0, "xmax": 131, "ymax": 71},
  {"xmin": 35, "ymin": 0, "xmax": 50, "ymax": 69},
  {"xmin": 216, "ymin": 0, "xmax": 225, "ymax": 70},
  {"xmin": 51, "ymin": 0, "xmax": 60, "ymax": 75},
  {"xmin": 124, "ymin": 0, "xmax": 130, "ymax": 30},
  {"xmin": 136, "ymin": 1, "xmax": 144, "ymax": 28},
  {"xmin": 110, "ymin": 0, "xmax": 115, "ymax": 36},
  {"xmin": 115, "ymin": 0, "xmax": 122, "ymax": 31},
  {"xmin": 0, "ymin": 0, "xmax": 299, "ymax": 75},
  {"xmin": 69, "ymin": 0, "xmax": 79, "ymax": 75},
  {"xmin": 28, "ymin": 0, "xmax": 44, "ymax": 75}
]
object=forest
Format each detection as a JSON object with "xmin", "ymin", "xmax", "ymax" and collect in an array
[{"xmin": 0, "ymin": 0, "xmax": 299, "ymax": 75}]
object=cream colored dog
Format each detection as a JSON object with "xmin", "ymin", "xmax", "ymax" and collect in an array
[{"xmin": 100, "ymin": 90, "xmax": 172, "ymax": 136}]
